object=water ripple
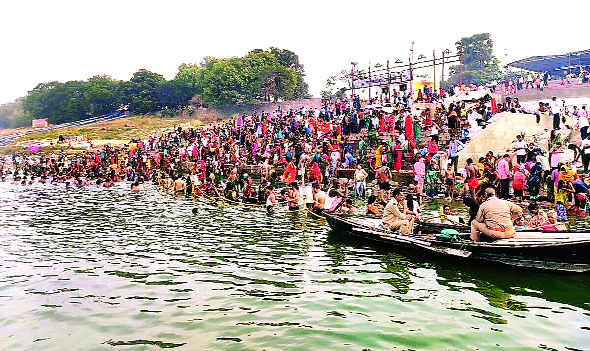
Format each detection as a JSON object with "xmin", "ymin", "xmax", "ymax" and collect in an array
[{"xmin": 0, "ymin": 181, "xmax": 589, "ymax": 350}]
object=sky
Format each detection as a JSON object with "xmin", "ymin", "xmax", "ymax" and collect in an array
[{"xmin": 0, "ymin": 0, "xmax": 587, "ymax": 105}]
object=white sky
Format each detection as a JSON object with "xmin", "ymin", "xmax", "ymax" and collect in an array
[{"xmin": 0, "ymin": 0, "xmax": 586, "ymax": 105}]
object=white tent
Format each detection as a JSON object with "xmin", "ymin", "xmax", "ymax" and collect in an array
[{"xmin": 443, "ymin": 88, "xmax": 492, "ymax": 103}]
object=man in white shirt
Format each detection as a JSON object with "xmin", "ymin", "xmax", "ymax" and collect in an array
[
  {"xmin": 580, "ymin": 106, "xmax": 589, "ymax": 140},
  {"xmin": 550, "ymin": 97, "xmax": 562, "ymax": 130},
  {"xmin": 514, "ymin": 135, "xmax": 527, "ymax": 164},
  {"xmin": 582, "ymin": 135, "xmax": 590, "ymax": 173}
]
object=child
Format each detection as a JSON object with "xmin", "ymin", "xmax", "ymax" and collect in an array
[
  {"xmin": 555, "ymin": 200, "xmax": 567, "ymax": 222},
  {"xmin": 341, "ymin": 199, "xmax": 356, "ymax": 214},
  {"xmin": 444, "ymin": 165, "xmax": 455, "ymax": 200},
  {"xmin": 366, "ymin": 195, "xmax": 382, "ymax": 216},
  {"xmin": 513, "ymin": 217, "xmax": 529, "ymax": 230}
]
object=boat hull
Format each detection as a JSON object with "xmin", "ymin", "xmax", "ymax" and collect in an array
[{"xmin": 323, "ymin": 212, "xmax": 590, "ymax": 273}]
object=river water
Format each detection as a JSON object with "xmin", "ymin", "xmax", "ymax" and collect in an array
[{"xmin": 1, "ymin": 182, "xmax": 589, "ymax": 350}]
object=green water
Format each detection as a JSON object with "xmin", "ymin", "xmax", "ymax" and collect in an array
[{"xmin": 1, "ymin": 183, "xmax": 589, "ymax": 350}]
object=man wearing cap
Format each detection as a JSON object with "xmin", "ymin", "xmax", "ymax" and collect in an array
[
  {"xmin": 471, "ymin": 188, "xmax": 523, "ymax": 241},
  {"xmin": 514, "ymin": 135, "xmax": 527, "ymax": 165}
]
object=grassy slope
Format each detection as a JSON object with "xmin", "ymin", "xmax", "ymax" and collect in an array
[
  {"xmin": 0, "ymin": 112, "xmax": 222, "ymax": 155},
  {"xmin": 16, "ymin": 115, "xmax": 205, "ymax": 142}
]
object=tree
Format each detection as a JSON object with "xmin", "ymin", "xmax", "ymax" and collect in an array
[
  {"xmin": 22, "ymin": 80, "xmax": 88, "ymax": 124},
  {"xmin": 269, "ymin": 47, "xmax": 310, "ymax": 98},
  {"xmin": 256, "ymin": 65, "xmax": 297, "ymax": 102},
  {"xmin": 85, "ymin": 75, "xmax": 122, "ymax": 116},
  {"xmin": 19, "ymin": 47, "xmax": 311, "ymax": 121},
  {"xmin": 0, "ymin": 99, "xmax": 31, "ymax": 129},
  {"xmin": 320, "ymin": 74, "xmax": 348, "ymax": 101},
  {"xmin": 201, "ymin": 57, "xmax": 250, "ymax": 107},
  {"xmin": 122, "ymin": 69, "xmax": 165, "ymax": 114},
  {"xmin": 173, "ymin": 63, "xmax": 203, "ymax": 104},
  {"xmin": 22, "ymin": 81, "xmax": 60, "ymax": 121},
  {"xmin": 444, "ymin": 33, "xmax": 502, "ymax": 86}
]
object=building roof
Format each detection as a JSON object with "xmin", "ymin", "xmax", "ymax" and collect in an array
[{"xmin": 508, "ymin": 49, "xmax": 590, "ymax": 73}]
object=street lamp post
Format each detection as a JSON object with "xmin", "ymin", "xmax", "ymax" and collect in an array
[
  {"xmin": 410, "ymin": 41, "xmax": 414, "ymax": 101},
  {"xmin": 351, "ymin": 62, "xmax": 357, "ymax": 102},
  {"xmin": 459, "ymin": 45, "xmax": 464, "ymax": 86},
  {"xmin": 433, "ymin": 50, "xmax": 436, "ymax": 93},
  {"xmin": 368, "ymin": 62, "xmax": 372, "ymax": 101},
  {"xmin": 374, "ymin": 63, "xmax": 382, "ymax": 102},
  {"xmin": 442, "ymin": 49, "xmax": 451, "ymax": 86},
  {"xmin": 387, "ymin": 59, "xmax": 391, "ymax": 100}
]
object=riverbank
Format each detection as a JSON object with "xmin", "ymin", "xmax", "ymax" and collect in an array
[{"xmin": 0, "ymin": 114, "xmax": 206, "ymax": 154}]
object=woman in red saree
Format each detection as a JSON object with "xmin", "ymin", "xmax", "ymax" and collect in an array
[
  {"xmin": 426, "ymin": 137, "xmax": 439, "ymax": 162},
  {"xmin": 308, "ymin": 161, "xmax": 322, "ymax": 184},
  {"xmin": 282, "ymin": 161, "xmax": 298, "ymax": 184}
]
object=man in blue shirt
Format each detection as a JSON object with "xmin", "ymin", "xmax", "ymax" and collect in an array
[{"xmin": 448, "ymin": 134, "xmax": 465, "ymax": 175}]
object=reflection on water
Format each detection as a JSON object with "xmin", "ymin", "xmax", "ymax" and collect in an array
[{"xmin": 1, "ymin": 182, "xmax": 590, "ymax": 350}]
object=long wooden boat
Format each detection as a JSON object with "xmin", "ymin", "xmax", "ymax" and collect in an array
[{"xmin": 323, "ymin": 212, "xmax": 590, "ymax": 273}]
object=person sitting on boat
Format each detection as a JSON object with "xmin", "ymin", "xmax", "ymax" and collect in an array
[
  {"xmin": 513, "ymin": 216, "xmax": 529, "ymax": 230},
  {"xmin": 366, "ymin": 195, "xmax": 382, "ymax": 216},
  {"xmin": 527, "ymin": 203, "xmax": 548, "ymax": 228},
  {"xmin": 325, "ymin": 179, "xmax": 347, "ymax": 213},
  {"xmin": 404, "ymin": 193, "xmax": 421, "ymax": 220},
  {"xmin": 382, "ymin": 188, "xmax": 415, "ymax": 235},
  {"xmin": 470, "ymin": 188, "xmax": 523, "ymax": 242},
  {"xmin": 542, "ymin": 210, "xmax": 568, "ymax": 231}
]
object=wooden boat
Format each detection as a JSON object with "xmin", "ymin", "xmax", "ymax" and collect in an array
[{"xmin": 323, "ymin": 212, "xmax": 590, "ymax": 273}]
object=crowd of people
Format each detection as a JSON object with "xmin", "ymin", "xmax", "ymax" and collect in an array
[{"xmin": 1, "ymin": 88, "xmax": 587, "ymax": 242}]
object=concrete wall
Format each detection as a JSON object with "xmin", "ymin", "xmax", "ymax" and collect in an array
[{"xmin": 458, "ymin": 112, "xmax": 576, "ymax": 164}]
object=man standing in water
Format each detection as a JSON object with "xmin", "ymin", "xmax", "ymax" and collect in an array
[
  {"xmin": 382, "ymin": 188, "xmax": 414, "ymax": 235},
  {"xmin": 175, "ymin": 176, "xmax": 186, "ymax": 193},
  {"xmin": 471, "ymin": 188, "xmax": 522, "ymax": 242},
  {"xmin": 287, "ymin": 182, "xmax": 300, "ymax": 211},
  {"xmin": 354, "ymin": 164, "xmax": 368, "ymax": 198},
  {"xmin": 265, "ymin": 184, "xmax": 276, "ymax": 215},
  {"xmin": 312, "ymin": 182, "xmax": 326, "ymax": 214}
]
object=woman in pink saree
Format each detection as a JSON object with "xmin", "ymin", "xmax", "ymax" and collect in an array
[{"xmin": 414, "ymin": 158, "xmax": 426, "ymax": 196}]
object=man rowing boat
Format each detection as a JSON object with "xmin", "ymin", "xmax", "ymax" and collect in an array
[{"xmin": 471, "ymin": 188, "xmax": 523, "ymax": 242}]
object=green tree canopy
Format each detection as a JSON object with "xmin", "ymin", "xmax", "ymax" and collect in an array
[
  {"xmin": 22, "ymin": 80, "xmax": 88, "ymax": 124},
  {"xmin": 444, "ymin": 33, "xmax": 502, "ymax": 87},
  {"xmin": 17, "ymin": 47, "xmax": 310, "ymax": 125},
  {"xmin": 270, "ymin": 47, "xmax": 309, "ymax": 98},
  {"xmin": 122, "ymin": 69, "xmax": 165, "ymax": 114},
  {"xmin": 0, "ymin": 99, "xmax": 31, "ymax": 128},
  {"xmin": 85, "ymin": 75, "xmax": 122, "ymax": 116}
]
